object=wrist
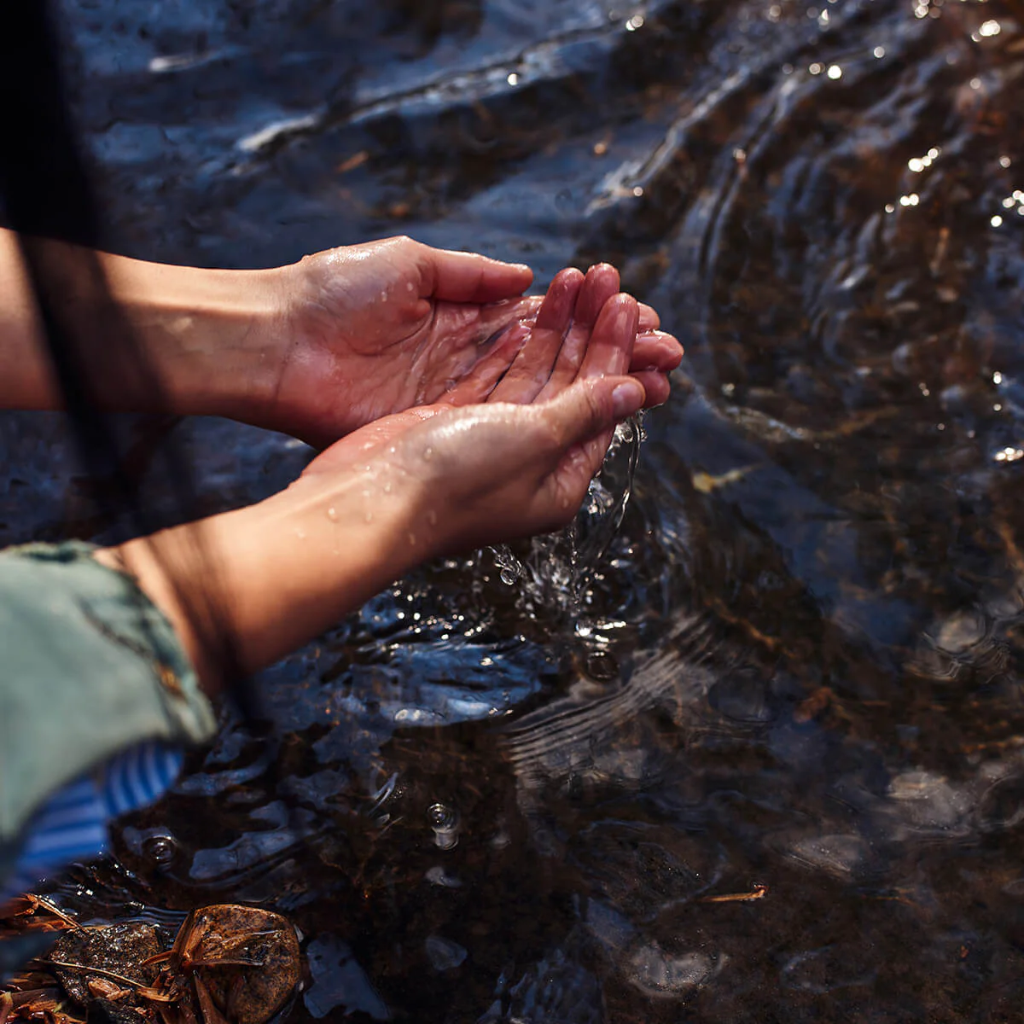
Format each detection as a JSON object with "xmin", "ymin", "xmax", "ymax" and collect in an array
[
  {"xmin": 95, "ymin": 462, "xmax": 430, "ymax": 693},
  {"xmin": 100, "ymin": 255, "xmax": 286, "ymax": 422}
]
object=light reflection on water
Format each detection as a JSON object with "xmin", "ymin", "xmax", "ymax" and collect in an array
[{"xmin": 3, "ymin": 0, "xmax": 1024, "ymax": 1018}]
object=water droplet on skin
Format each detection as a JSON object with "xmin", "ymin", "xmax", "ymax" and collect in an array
[
  {"xmin": 426, "ymin": 509, "xmax": 437, "ymax": 526},
  {"xmin": 295, "ymin": 527, "xmax": 307, "ymax": 540},
  {"xmin": 408, "ymin": 532, "xmax": 417, "ymax": 546},
  {"xmin": 383, "ymin": 481, "xmax": 393, "ymax": 494},
  {"xmin": 379, "ymin": 289, "xmax": 387, "ymax": 301},
  {"xmin": 423, "ymin": 446, "xmax": 434, "ymax": 462},
  {"xmin": 406, "ymin": 281, "xmax": 415, "ymax": 292},
  {"xmin": 327, "ymin": 506, "xmax": 338, "ymax": 522},
  {"xmin": 365, "ymin": 510, "xmax": 374, "ymax": 523},
  {"xmin": 561, "ymin": 497, "xmax": 571, "ymax": 510}
]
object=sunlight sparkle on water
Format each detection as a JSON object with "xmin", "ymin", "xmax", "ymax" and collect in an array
[
  {"xmin": 994, "ymin": 447, "xmax": 1023, "ymax": 463},
  {"xmin": 992, "ymin": 215, "xmax": 1004, "ymax": 227},
  {"xmin": 899, "ymin": 193, "xmax": 920, "ymax": 207},
  {"xmin": 507, "ymin": 72, "xmax": 519, "ymax": 85},
  {"xmin": 978, "ymin": 19, "xmax": 1001, "ymax": 36},
  {"xmin": 625, "ymin": 14, "xmax": 645, "ymax": 30},
  {"xmin": 874, "ymin": 46, "xmax": 886, "ymax": 58},
  {"xmin": 908, "ymin": 148, "xmax": 940, "ymax": 173},
  {"xmin": 827, "ymin": 65, "xmax": 842, "ymax": 79}
]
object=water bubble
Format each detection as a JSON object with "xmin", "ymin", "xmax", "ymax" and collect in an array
[
  {"xmin": 500, "ymin": 567, "xmax": 518, "ymax": 585},
  {"xmin": 141, "ymin": 834, "xmax": 178, "ymax": 867},
  {"xmin": 425, "ymin": 935, "xmax": 468, "ymax": 971},
  {"xmin": 427, "ymin": 802, "xmax": 460, "ymax": 850}
]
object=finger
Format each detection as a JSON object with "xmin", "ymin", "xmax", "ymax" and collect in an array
[
  {"xmin": 544, "ymin": 375, "xmax": 646, "ymax": 450},
  {"xmin": 638, "ymin": 303, "xmax": 661, "ymax": 332},
  {"xmin": 423, "ymin": 245, "xmax": 534, "ymax": 303},
  {"xmin": 440, "ymin": 321, "xmax": 531, "ymax": 406},
  {"xmin": 578, "ymin": 293, "xmax": 640, "ymax": 381},
  {"xmin": 539, "ymin": 377, "xmax": 646, "ymax": 511},
  {"xmin": 631, "ymin": 330, "xmax": 684, "ymax": 373},
  {"xmin": 536, "ymin": 264, "xmax": 620, "ymax": 402},
  {"xmin": 488, "ymin": 268, "xmax": 584, "ymax": 404},
  {"xmin": 631, "ymin": 369, "xmax": 671, "ymax": 408}
]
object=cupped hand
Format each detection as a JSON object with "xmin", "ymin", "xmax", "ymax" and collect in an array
[
  {"xmin": 298, "ymin": 271, "xmax": 647, "ymax": 554},
  {"xmin": 264, "ymin": 236, "xmax": 681, "ymax": 445}
]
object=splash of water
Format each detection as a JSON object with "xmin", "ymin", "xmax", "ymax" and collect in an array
[{"xmin": 491, "ymin": 414, "xmax": 643, "ymax": 627}]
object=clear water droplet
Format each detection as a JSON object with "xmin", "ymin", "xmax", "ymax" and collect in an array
[
  {"xmin": 500, "ymin": 567, "xmax": 518, "ymax": 585},
  {"xmin": 327, "ymin": 506, "xmax": 338, "ymax": 522},
  {"xmin": 141, "ymin": 834, "xmax": 178, "ymax": 867}
]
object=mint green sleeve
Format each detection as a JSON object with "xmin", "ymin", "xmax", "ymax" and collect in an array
[{"xmin": 0, "ymin": 541, "xmax": 216, "ymax": 873}]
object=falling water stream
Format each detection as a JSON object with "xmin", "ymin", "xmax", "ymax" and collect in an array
[{"xmin": 4, "ymin": 0, "xmax": 1024, "ymax": 1019}]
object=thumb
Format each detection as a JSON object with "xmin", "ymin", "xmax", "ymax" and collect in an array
[
  {"xmin": 426, "ymin": 247, "xmax": 534, "ymax": 303},
  {"xmin": 544, "ymin": 376, "xmax": 646, "ymax": 449}
]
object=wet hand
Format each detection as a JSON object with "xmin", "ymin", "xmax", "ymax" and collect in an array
[
  {"xmin": 300, "ymin": 274, "xmax": 647, "ymax": 552},
  {"xmin": 264, "ymin": 237, "xmax": 681, "ymax": 445},
  {"xmin": 100, "ymin": 278, "xmax": 646, "ymax": 687}
]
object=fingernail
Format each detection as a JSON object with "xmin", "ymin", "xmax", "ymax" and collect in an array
[{"xmin": 612, "ymin": 381, "xmax": 644, "ymax": 418}]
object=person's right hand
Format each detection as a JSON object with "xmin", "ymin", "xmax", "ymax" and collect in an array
[
  {"xmin": 99, "ymin": 270, "xmax": 647, "ymax": 690},
  {"xmin": 298, "ymin": 268, "xmax": 645, "ymax": 553}
]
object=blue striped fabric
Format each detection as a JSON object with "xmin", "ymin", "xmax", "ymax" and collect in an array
[{"xmin": 1, "ymin": 740, "xmax": 184, "ymax": 902}]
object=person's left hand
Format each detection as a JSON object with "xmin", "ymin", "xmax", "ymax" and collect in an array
[{"xmin": 262, "ymin": 236, "xmax": 681, "ymax": 446}]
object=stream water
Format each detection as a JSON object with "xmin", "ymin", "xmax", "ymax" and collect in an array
[{"xmin": 4, "ymin": 0, "xmax": 1024, "ymax": 1019}]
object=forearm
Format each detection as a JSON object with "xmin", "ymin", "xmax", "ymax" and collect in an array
[
  {"xmin": 94, "ymin": 470, "xmax": 424, "ymax": 693},
  {"xmin": 0, "ymin": 228, "xmax": 283, "ymax": 417}
]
